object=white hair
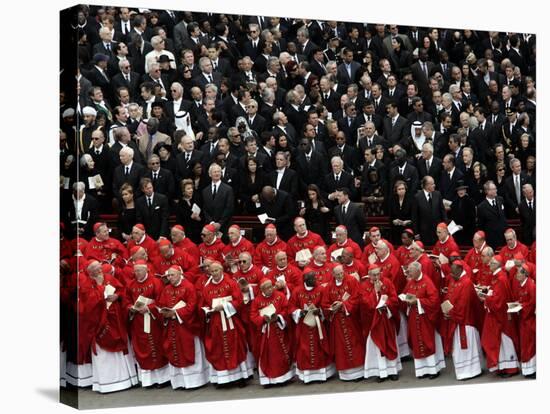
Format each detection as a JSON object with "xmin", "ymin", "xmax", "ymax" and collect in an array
[{"xmin": 119, "ymin": 146, "xmax": 134, "ymax": 158}]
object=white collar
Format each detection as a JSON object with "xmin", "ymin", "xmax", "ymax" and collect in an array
[
  {"xmin": 267, "ymin": 237, "xmax": 279, "ymax": 246},
  {"xmin": 297, "ymin": 230, "xmax": 309, "ymax": 239},
  {"xmin": 380, "ymin": 252, "xmax": 390, "ymax": 263},
  {"xmin": 211, "ymin": 275, "xmax": 224, "ymax": 284},
  {"xmin": 231, "ymin": 236, "xmax": 242, "ymax": 247},
  {"xmin": 304, "ymin": 283, "xmax": 314, "ymax": 291},
  {"xmin": 335, "ymin": 279, "xmax": 343, "ymax": 286}
]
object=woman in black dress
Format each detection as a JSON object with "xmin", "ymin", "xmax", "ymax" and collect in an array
[
  {"xmin": 117, "ymin": 183, "xmax": 137, "ymax": 242},
  {"xmin": 175, "ymin": 179, "xmax": 204, "ymax": 244},
  {"xmin": 468, "ymin": 161, "xmax": 489, "ymax": 204},
  {"xmin": 188, "ymin": 160, "xmax": 209, "ymax": 193},
  {"xmin": 450, "ymin": 181, "xmax": 477, "ymax": 246},
  {"xmin": 239, "ymin": 156, "xmax": 266, "ymax": 214},
  {"xmin": 299, "ymin": 184, "xmax": 332, "ymax": 244},
  {"xmin": 155, "ymin": 143, "xmax": 178, "ymax": 179},
  {"xmin": 388, "ymin": 179, "xmax": 413, "ymax": 245},
  {"xmin": 362, "ymin": 168, "xmax": 386, "ymax": 216}
]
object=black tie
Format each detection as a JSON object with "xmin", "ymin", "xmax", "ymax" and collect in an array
[
  {"xmin": 428, "ymin": 193, "xmax": 432, "ymax": 206},
  {"xmin": 95, "ymin": 150, "xmax": 100, "ymax": 155},
  {"xmin": 335, "ymin": 175, "xmax": 340, "ymax": 185},
  {"xmin": 342, "ymin": 205, "xmax": 346, "ymax": 215},
  {"xmin": 153, "ymin": 172, "xmax": 158, "ymax": 182},
  {"xmin": 390, "ymin": 90, "xmax": 393, "ymax": 97},
  {"xmin": 306, "ymin": 154, "xmax": 311, "ymax": 163},
  {"xmin": 147, "ymin": 197, "xmax": 152, "ymax": 208},
  {"xmin": 208, "ymin": 74, "xmax": 213, "ymax": 83},
  {"xmin": 324, "ymin": 93, "xmax": 328, "ymax": 100},
  {"xmin": 106, "ymin": 43, "xmax": 111, "ymax": 52},
  {"xmin": 448, "ymin": 172, "xmax": 452, "ymax": 182},
  {"xmin": 426, "ymin": 160, "xmax": 430, "ymax": 172},
  {"xmin": 212, "ymin": 184, "xmax": 217, "ymax": 199},
  {"xmin": 185, "ymin": 153, "xmax": 190, "ymax": 164},
  {"xmin": 125, "ymin": 166, "xmax": 129, "ymax": 176},
  {"xmin": 492, "ymin": 199, "xmax": 497, "ymax": 209},
  {"xmin": 528, "ymin": 200, "xmax": 533, "ymax": 210}
]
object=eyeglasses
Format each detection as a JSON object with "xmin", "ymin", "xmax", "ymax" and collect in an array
[
  {"xmin": 91, "ymin": 137, "xmax": 101, "ymax": 140},
  {"xmin": 497, "ymin": 168, "xmax": 505, "ymax": 171},
  {"xmin": 149, "ymin": 162, "xmax": 160, "ymax": 165},
  {"xmin": 238, "ymin": 260, "xmax": 248, "ymax": 264},
  {"xmin": 123, "ymin": 66, "xmax": 130, "ymax": 69},
  {"xmin": 153, "ymin": 69, "xmax": 160, "ymax": 72},
  {"xmin": 200, "ymin": 233, "xmax": 207, "ymax": 237}
]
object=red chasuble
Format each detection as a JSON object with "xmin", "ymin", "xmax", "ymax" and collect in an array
[
  {"xmin": 250, "ymin": 290, "xmax": 293, "ymax": 378},
  {"xmin": 327, "ymin": 238, "xmax": 362, "ymax": 260},
  {"xmin": 512, "ymin": 277, "xmax": 536, "ymax": 363},
  {"xmin": 198, "ymin": 237, "xmax": 226, "ymax": 263},
  {"xmin": 127, "ymin": 235, "xmax": 160, "ymax": 260},
  {"xmin": 321, "ymin": 275, "xmax": 365, "ymax": 370},
  {"xmin": 253, "ymin": 237, "xmax": 287, "ymax": 270},
  {"xmin": 377, "ymin": 253, "xmax": 407, "ymax": 294},
  {"xmin": 286, "ymin": 231, "xmax": 325, "ymax": 265},
  {"xmin": 303, "ymin": 261, "xmax": 336, "ymax": 287}
]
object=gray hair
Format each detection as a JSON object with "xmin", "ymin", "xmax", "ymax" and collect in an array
[
  {"xmin": 79, "ymin": 153, "xmax": 93, "ymax": 168},
  {"xmin": 73, "ymin": 181, "xmax": 86, "ymax": 192},
  {"xmin": 118, "ymin": 58, "xmax": 130, "ymax": 70},
  {"xmin": 119, "ymin": 146, "xmax": 134, "ymax": 158}
]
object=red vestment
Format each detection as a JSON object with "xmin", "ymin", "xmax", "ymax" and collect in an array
[
  {"xmin": 303, "ymin": 261, "xmax": 336, "ymax": 287},
  {"xmin": 529, "ymin": 241, "xmax": 536, "ymax": 264},
  {"xmin": 480, "ymin": 269, "xmax": 520, "ymax": 370},
  {"xmin": 432, "ymin": 235, "xmax": 459, "ymax": 258},
  {"xmin": 360, "ymin": 276, "xmax": 400, "ymax": 360},
  {"xmin": 84, "ymin": 237, "xmax": 128, "ymax": 267},
  {"xmin": 158, "ymin": 278, "xmax": 200, "ymax": 367},
  {"xmin": 403, "ymin": 274, "xmax": 441, "ymax": 359},
  {"xmin": 361, "ymin": 239, "xmax": 395, "ymax": 264},
  {"xmin": 199, "ymin": 276, "xmax": 248, "ymax": 372},
  {"xmin": 286, "ymin": 231, "xmax": 325, "ymax": 265},
  {"xmin": 465, "ymin": 243, "xmax": 487, "ymax": 271},
  {"xmin": 267, "ymin": 264, "xmax": 303, "ymax": 293},
  {"xmin": 253, "ymin": 237, "xmax": 287, "ymax": 270},
  {"xmin": 416, "ymin": 254, "xmax": 441, "ymax": 295},
  {"xmin": 321, "ymin": 276, "xmax": 365, "ymax": 371},
  {"xmin": 289, "ymin": 284, "xmax": 332, "ymax": 371},
  {"xmin": 327, "ymin": 238, "xmax": 362, "ymax": 261},
  {"xmin": 152, "ymin": 247, "xmax": 195, "ymax": 281},
  {"xmin": 250, "ymin": 291, "xmax": 293, "ymax": 379},
  {"xmin": 395, "ymin": 244, "xmax": 414, "ymax": 267},
  {"xmin": 198, "ymin": 237, "xmax": 226, "ymax": 262},
  {"xmin": 223, "ymin": 237, "xmax": 255, "ymax": 261},
  {"xmin": 125, "ymin": 275, "xmax": 168, "ymax": 370},
  {"xmin": 342, "ymin": 260, "xmax": 367, "ymax": 280},
  {"xmin": 377, "ymin": 253, "xmax": 407, "ymax": 294},
  {"xmin": 127, "ymin": 235, "xmax": 160, "ymax": 260},
  {"xmin": 512, "ymin": 277, "xmax": 536, "ymax": 363},
  {"xmin": 499, "ymin": 242, "xmax": 529, "ymax": 263},
  {"xmin": 441, "ymin": 273, "xmax": 484, "ymax": 355},
  {"xmin": 173, "ymin": 237, "xmax": 200, "ymax": 267}
]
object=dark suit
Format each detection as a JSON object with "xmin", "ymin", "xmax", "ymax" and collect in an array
[
  {"xmin": 336, "ymin": 61, "xmax": 361, "ymax": 87},
  {"xmin": 258, "ymin": 189, "xmax": 296, "ymax": 241},
  {"xmin": 503, "ymin": 173, "xmax": 532, "ymax": 217},
  {"xmin": 63, "ymin": 194, "xmax": 99, "ymax": 239},
  {"xmin": 111, "ymin": 71, "xmax": 141, "ymax": 101},
  {"xmin": 416, "ymin": 156, "xmax": 443, "ymax": 186},
  {"xmin": 383, "ymin": 115, "xmax": 410, "ymax": 146},
  {"xmin": 284, "ymin": 105, "xmax": 308, "ymax": 135},
  {"xmin": 410, "ymin": 61, "xmax": 435, "ymax": 98},
  {"xmin": 175, "ymin": 150, "xmax": 205, "ymax": 182},
  {"xmin": 328, "ymin": 145, "xmax": 360, "ymax": 174},
  {"xmin": 438, "ymin": 168, "xmax": 465, "ymax": 202},
  {"xmin": 192, "ymin": 72, "xmax": 223, "ymax": 91},
  {"xmin": 322, "ymin": 171, "xmax": 357, "ymax": 203},
  {"xmin": 145, "ymin": 168, "xmax": 176, "ymax": 201},
  {"xmin": 112, "ymin": 162, "xmax": 146, "ymax": 198},
  {"xmin": 295, "ymin": 150, "xmax": 328, "ymax": 191},
  {"xmin": 246, "ymin": 114, "xmax": 268, "ymax": 135},
  {"xmin": 135, "ymin": 192, "xmax": 170, "ymax": 239},
  {"xmin": 476, "ymin": 197, "xmax": 508, "ymax": 249},
  {"xmin": 268, "ymin": 168, "xmax": 300, "ymax": 202},
  {"xmin": 201, "ymin": 181, "xmax": 234, "ymax": 233},
  {"xmin": 389, "ymin": 163, "xmax": 420, "ymax": 194},
  {"xmin": 334, "ymin": 202, "xmax": 366, "ymax": 248},
  {"xmin": 127, "ymin": 41, "xmax": 153, "ymax": 75},
  {"xmin": 518, "ymin": 198, "xmax": 535, "ymax": 245},
  {"xmin": 411, "ymin": 190, "xmax": 447, "ymax": 246}
]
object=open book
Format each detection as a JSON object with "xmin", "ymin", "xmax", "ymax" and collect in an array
[
  {"xmin": 447, "ymin": 220, "xmax": 463, "ymax": 235},
  {"xmin": 295, "ymin": 248, "xmax": 313, "ymax": 263},
  {"xmin": 88, "ymin": 174, "xmax": 104, "ymax": 190},
  {"xmin": 191, "ymin": 203, "xmax": 201, "ymax": 215},
  {"xmin": 211, "ymin": 295, "xmax": 233, "ymax": 309},
  {"xmin": 507, "ymin": 302, "xmax": 523, "ymax": 313},
  {"xmin": 159, "ymin": 300, "xmax": 187, "ymax": 313},
  {"xmin": 341, "ymin": 291, "xmax": 351, "ymax": 302},
  {"xmin": 134, "ymin": 295, "xmax": 153, "ymax": 309},
  {"xmin": 259, "ymin": 303, "xmax": 277, "ymax": 318},
  {"xmin": 303, "ymin": 307, "xmax": 318, "ymax": 327},
  {"xmin": 258, "ymin": 213, "xmax": 275, "ymax": 224},
  {"xmin": 398, "ymin": 293, "xmax": 417, "ymax": 302},
  {"xmin": 330, "ymin": 248, "xmax": 344, "ymax": 261},
  {"xmin": 104, "ymin": 284, "xmax": 116, "ymax": 309},
  {"xmin": 441, "ymin": 300, "xmax": 454, "ymax": 314}
]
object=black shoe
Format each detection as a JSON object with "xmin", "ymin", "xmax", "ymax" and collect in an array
[
  {"xmin": 376, "ymin": 377, "xmax": 386, "ymax": 383},
  {"xmin": 428, "ymin": 373, "xmax": 440, "ymax": 380},
  {"xmin": 498, "ymin": 372, "xmax": 512, "ymax": 378},
  {"xmin": 525, "ymin": 373, "xmax": 536, "ymax": 379},
  {"xmin": 389, "ymin": 374, "xmax": 399, "ymax": 381},
  {"xmin": 237, "ymin": 379, "xmax": 248, "ymax": 388},
  {"xmin": 352, "ymin": 377, "xmax": 363, "ymax": 382}
]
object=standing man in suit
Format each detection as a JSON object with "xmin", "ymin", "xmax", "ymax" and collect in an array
[
  {"xmin": 193, "ymin": 57, "xmax": 223, "ymax": 91},
  {"xmin": 135, "ymin": 178, "xmax": 170, "ymax": 240},
  {"xmin": 63, "ymin": 181, "xmax": 99, "ymax": 239},
  {"xmin": 476, "ymin": 180, "xmax": 508, "ymax": 249},
  {"xmin": 383, "ymin": 101, "xmax": 410, "ymax": 146},
  {"xmin": 201, "ymin": 163, "xmax": 234, "ymax": 236},
  {"xmin": 268, "ymin": 151, "xmax": 300, "ymax": 202},
  {"xmin": 145, "ymin": 154, "xmax": 176, "ymax": 203},
  {"xmin": 334, "ymin": 187, "xmax": 366, "ymax": 248},
  {"xmin": 411, "ymin": 175, "xmax": 447, "ymax": 246},
  {"xmin": 518, "ymin": 184, "xmax": 535, "ymax": 245},
  {"xmin": 389, "ymin": 148, "xmax": 420, "ymax": 194},
  {"xmin": 337, "ymin": 48, "xmax": 361, "ymax": 89},
  {"xmin": 258, "ymin": 186, "xmax": 296, "ymax": 241},
  {"xmin": 111, "ymin": 58, "xmax": 140, "ymax": 101},
  {"xmin": 438, "ymin": 154, "xmax": 464, "ymax": 203},
  {"xmin": 175, "ymin": 135, "xmax": 205, "ymax": 181},
  {"xmin": 112, "ymin": 146, "xmax": 146, "ymax": 201},
  {"xmin": 136, "ymin": 117, "xmax": 172, "ymax": 162},
  {"xmin": 416, "ymin": 142, "xmax": 443, "ymax": 186},
  {"xmin": 411, "ymin": 48, "xmax": 435, "ymax": 99},
  {"xmin": 503, "ymin": 158, "xmax": 533, "ymax": 218}
]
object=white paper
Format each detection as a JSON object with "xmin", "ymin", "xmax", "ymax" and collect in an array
[
  {"xmin": 172, "ymin": 300, "xmax": 186, "ymax": 310},
  {"xmin": 368, "ymin": 253, "xmax": 377, "ymax": 264},
  {"xmin": 191, "ymin": 203, "xmax": 201, "ymax": 215},
  {"xmin": 88, "ymin": 176, "xmax": 96, "ymax": 189},
  {"xmin": 259, "ymin": 303, "xmax": 276, "ymax": 318},
  {"xmin": 439, "ymin": 253, "xmax": 449, "ymax": 264},
  {"xmin": 258, "ymin": 213, "xmax": 269, "ymax": 224},
  {"xmin": 303, "ymin": 311, "xmax": 317, "ymax": 327},
  {"xmin": 342, "ymin": 291, "xmax": 351, "ymax": 302},
  {"xmin": 447, "ymin": 220, "xmax": 462, "ymax": 235},
  {"xmin": 441, "ymin": 300, "xmax": 454, "ymax": 314},
  {"xmin": 505, "ymin": 260, "xmax": 515, "ymax": 271},
  {"xmin": 134, "ymin": 295, "xmax": 153, "ymax": 309},
  {"xmin": 295, "ymin": 248, "xmax": 313, "ymax": 263},
  {"xmin": 255, "ymin": 202, "xmax": 261, "ymax": 208},
  {"xmin": 507, "ymin": 302, "xmax": 523, "ymax": 313},
  {"xmin": 376, "ymin": 294, "xmax": 388, "ymax": 309},
  {"xmin": 442, "ymin": 199, "xmax": 453, "ymax": 208},
  {"xmin": 398, "ymin": 293, "xmax": 408, "ymax": 301},
  {"xmin": 330, "ymin": 248, "xmax": 344, "ymax": 261},
  {"xmin": 63, "ymin": 176, "xmax": 70, "ymax": 190},
  {"xmin": 212, "ymin": 295, "xmax": 233, "ymax": 308},
  {"xmin": 104, "ymin": 284, "xmax": 116, "ymax": 309}
]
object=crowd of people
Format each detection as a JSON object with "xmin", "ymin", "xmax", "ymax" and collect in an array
[{"xmin": 59, "ymin": 5, "xmax": 536, "ymax": 395}]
